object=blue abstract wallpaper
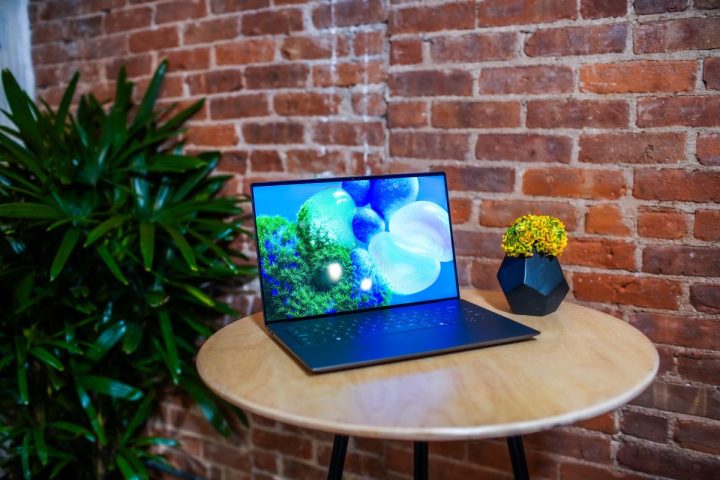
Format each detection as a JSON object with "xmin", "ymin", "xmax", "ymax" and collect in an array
[{"xmin": 252, "ymin": 174, "xmax": 458, "ymax": 321}]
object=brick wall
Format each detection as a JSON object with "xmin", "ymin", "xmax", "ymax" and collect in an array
[{"xmin": 28, "ymin": 0, "xmax": 720, "ymax": 479}]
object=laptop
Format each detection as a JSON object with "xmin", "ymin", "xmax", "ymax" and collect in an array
[{"xmin": 250, "ymin": 172, "xmax": 540, "ymax": 373}]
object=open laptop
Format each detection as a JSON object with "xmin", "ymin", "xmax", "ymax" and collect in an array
[{"xmin": 250, "ymin": 172, "xmax": 539, "ymax": 373}]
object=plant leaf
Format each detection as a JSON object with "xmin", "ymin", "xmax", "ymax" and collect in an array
[
  {"xmin": 86, "ymin": 320, "xmax": 126, "ymax": 362},
  {"xmin": 97, "ymin": 245, "xmax": 129, "ymax": 285},
  {"xmin": 74, "ymin": 381, "xmax": 107, "ymax": 446},
  {"xmin": 0, "ymin": 202, "xmax": 61, "ymax": 219},
  {"xmin": 33, "ymin": 428, "xmax": 48, "ymax": 466},
  {"xmin": 50, "ymin": 228, "xmax": 81, "ymax": 281},
  {"xmin": 84, "ymin": 214, "xmax": 130, "ymax": 246},
  {"xmin": 139, "ymin": 222, "xmax": 155, "ymax": 271},
  {"xmin": 49, "ymin": 421, "xmax": 95, "ymax": 442},
  {"xmin": 14, "ymin": 336, "xmax": 29, "ymax": 404},
  {"xmin": 116, "ymin": 452, "xmax": 141, "ymax": 480},
  {"xmin": 30, "ymin": 346, "xmax": 64, "ymax": 371},
  {"xmin": 146, "ymin": 154, "xmax": 206, "ymax": 172},
  {"xmin": 133, "ymin": 59, "xmax": 167, "ymax": 129},
  {"xmin": 182, "ymin": 377, "xmax": 230, "ymax": 437},
  {"xmin": 122, "ymin": 321, "xmax": 143, "ymax": 354},
  {"xmin": 55, "ymin": 72, "xmax": 79, "ymax": 138},
  {"xmin": 158, "ymin": 309, "xmax": 180, "ymax": 384},
  {"xmin": 80, "ymin": 375, "xmax": 143, "ymax": 401},
  {"xmin": 121, "ymin": 393, "xmax": 154, "ymax": 445},
  {"xmin": 161, "ymin": 224, "xmax": 197, "ymax": 271},
  {"xmin": 21, "ymin": 432, "xmax": 31, "ymax": 480}
]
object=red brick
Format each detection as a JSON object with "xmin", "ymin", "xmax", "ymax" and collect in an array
[
  {"xmin": 129, "ymin": 26, "xmax": 179, "ymax": 53},
  {"xmin": 479, "ymin": 65, "xmax": 573, "ymax": 94},
  {"xmin": 523, "ymin": 168, "xmax": 626, "ymax": 199},
  {"xmin": 430, "ymin": 32, "xmax": 517, "ymax": 63},
  {"xmin": 525, "ymin": 24, "xmax": 626, "ymax": 57},
  {"xmin": 580, "ymin": 61, "xmax": 696, "ymax": 94},
  {"xmin": 697, "ymin": 133, "xmax": 720, "ymax": 166},
  {"xmin": 313, "ymin": 0, "xmax": 386, "ymax": 29},
  {"xmin": 79, "ymin": 36, "xmax": 129, "ymax": 61},
  {"xmin": 581, "ymin": 0, "xmax": 627, "ymax": 18},
  {"xmin": 32, "ymin": 22, "xmax": 64, "ymax": 44},
  {"xmin": 314, "ymin": 122, "xmax": 384, "ymax": 146},
  {"xmin": 352, "ymin": 92, "xmax": 386, "ymax": 116},
  {"xmin": 478, "ymin": 0, "xmax": 576, "ymax": 26},
  {"xmin": 631, "ymin": 312, "xmax": 720, "ymax": 350},
  {"xmin": 282, "ymin": 458, "xmax": 326, "ymax": 479},
  {"xmin": 674, "ymin": 419, "xmax": 720, "ymax": 455},
  {"xmin": 476, "ymin": 134, "xmax": 572, "ymax": 163},
  {"xmin": 479, "ymin": 200, "xmax": 578, "ymax": 231},
  {"xmin": 186, "ymin": 124, "xmax": 237, "ymax": 147},
  {"xmin": 576, "ymin": 412, "xmax": 618, "ymax": 434},
  {"xmin": 468, "ymin": 439, "xmax": 559, "ymax": 479},
  {"xmin": 32, "ymin": 43, "xmax": 75, "ymax": 66},
  {"xmin": 210, "ymin": 0, "xmax": 268, "ymax": 13},
  {"xmin": 251, "ymin": 429, "xmax": 312, "ymax": 459},
  {"xmin": 469, "ymin": 259, "xmax": 501, "ymax": 290},
  {"xmin": 242, "ymin": 122, "xmax": 304, "ymax": 144},
  {"xmin": 634, "ymin": 17, "xmax": 720, "ymax": 53},
  {"xmin": 695, "ymin": 210, "xmax": 720, "ymax": 241},
  {"xmin": 242, "ymin": 9, "xmax": 303, "ymax": 36},
  {"xmin": 203, "ymin": 441, "xmax": 251, "ymax": 471},
  {"xmin": 183, "ymin": 18, "xmax": 238, "ymax": 45},
  {"xmin": 105, "ymin": 54, "xmax": 153, "ymax": 78},
  {"xmin": 274, "ymin": 92, "xmax": 340, "ymax": 116},
  {"xmin": 287, "ymin": 150, "xmax": 346, "ymax": 174},
  {"xmin": 678, "ymin": 352, "xmax": 720, "ymax": 384},
  {"xmin": 249, "ymin": 151, "xmax": 283, "ymax": 173},
  {"xmin": 432, "ymin": 101, "xmax": 520, "ymax": 129},
  {"xmin": 563, "ymin": 238, "xmax": 636, "ymax": 270},
  {"xmin": 638, "ymin": 97, "xmax": 720, "ymax": 127},
  {"xmin": 390, "ymin": 70, "xmax": 473, "ymax": 97},
  {"xmin": 633, "ymin": 169, "xmax": 720, "ymax": 202},
  {"xmin": 560, "ymin": 462, "xmax": 648, "ymax": 480},
  {"xmin": 388, "ymin": 102, "xmax": 427, "ymax": 128},
  {"xmin": 187, "ymin": 69, "xmax": 243, "ymax": 95},
  {"xmin": 620, "ymin": 410, "xmax": 668, "ymax": 442},
  {"xmin": 155, "ymin": 0, "xmax": 206, "ymax": 24},
  {"xmin": 164, "ymin": 48, "xmax": 210, "ymax": 71},
  {"xmin": 449, "ymin": 197, "xmax": 472, "ymax": 224},
  {"xmin": 104, "ymin": 6, "xmax": 153, "ymax": 33},
  {"xmin": 618, "ymin": 440, "xmax": 720, "ymax": 478},
  {"xmin": 453, "ymin": 230, "xmax": 503, "ymax": 258},
  {"xmin": 643, "ymin": 245, "xmax": 720, "ymax": 277},
  {"xmin": 635, "ymin": 0, "xmax": 687, "ymax": 13},
  {"xmin": 210, "ymin": 94, "xmax": 268, "ymax": 119},
  {"xmin": 354, "ymin": 30, "xmax": 383, "ymax": 56},
  {"xmin": 633, "ymin": 380, "xmax": 720, "ymax": 420},
  {"xmin": 636, "ymin": 209, "xmax": 686, "ymax": 239},
  {"xmin": 704, "ymin": 57, "xmax": 720, "ymax": 89},
  {"xmin": 390, "ymin": 2, "xmax": 475, "ymax": 34},
  {"xmin": 65, "ymin": 15, "xmax": 103, "ymax": 39},
  {"xmin": 245, "ymin": 64, "xmax": 308, "ymax": 89},
  {"xmin": 697, "ymin": 0, "xmax": 720, "ymax": 7},
  {"xmin": 525, "ymin": 429, "xmax": 611, "ymax": 463},
  {"xmin": 585, "ymin": 204, "xmax": 630, "ymax": 236},
  {"xmin": 216, "ymin": 39, "xmax": 275, "ymax": 65},
  {"xmin": 528, "ymin": 100, "xmax": 628, "ymax": 128},
  {"xmin": 390, "ymin": 132, "xmax": 468, "ymax": 160},
  {"xmin": 218, "ymin": 150, "xmax": 247, "ymax": 174},
  {"xmin": 281, "ymin": 35, "xmax": 348, "ymax": 60},
  {"xmin": 312, "ymin": 61, "xmax": 386, "ymax": 87},
  {"xmin": 435, "ymin": 166, "xmax": 515, "ymax": 193},
  {"xmin": 574, "ymin": 273, "xmax": 681, "ymax": 309},
  {"xmin": 691, "ymin": 283, "xmax": 720, "ymax": 313},
  {"xmin": 580, "ymin": 132, "xmax": 685, "ymax": 165},
  {"xmin": 390, "ymin": 39, "xmax": 422, "ymax": 65}
]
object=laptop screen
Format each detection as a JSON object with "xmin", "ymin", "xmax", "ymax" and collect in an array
[{"xmin": 251, "ymin": 173, "xmax": 459, "ymax": 322}]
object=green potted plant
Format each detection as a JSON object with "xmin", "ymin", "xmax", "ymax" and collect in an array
[
  {"xmin": 496, "ymin": 214, "xmax": 569, "ymax": 316},
  {"xmin": 0, "ymin": 61, "xmax": 253, "ymax": 479}
]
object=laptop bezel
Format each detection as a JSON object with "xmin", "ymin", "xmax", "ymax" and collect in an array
[{"xmin": 250, "ymin": 171, "xmax": 462, "ymax": 326}]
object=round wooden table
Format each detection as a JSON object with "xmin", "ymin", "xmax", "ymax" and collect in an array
[{"xmin": 197, "ymin": 289, "xmax": 658, "ymax": 479}]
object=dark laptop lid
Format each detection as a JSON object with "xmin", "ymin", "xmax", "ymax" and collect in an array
[{"xmin": 251, "ymin": 172, "xmax": 460, "ymax": 323}]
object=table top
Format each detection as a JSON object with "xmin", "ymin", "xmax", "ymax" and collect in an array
[{"xmin": 196, "ymin": 289, "xmax": 658, "ymax": 441}]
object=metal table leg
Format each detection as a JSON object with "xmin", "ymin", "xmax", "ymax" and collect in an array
[
  {"xmin": 414, "ymin": 441, "xmax": 428, "ymax": 480},
  {"xmin": 506, "ymin": 436, "xmax": 530, "ymax": 480},
  {"xmin": 327, "ymin": 435, "xmax": 349, "ymax": 480}
]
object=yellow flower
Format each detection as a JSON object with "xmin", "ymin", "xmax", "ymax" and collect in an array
[{"xmin": 501, "ymin": 214, "xmax": 567, "ymax": 257}]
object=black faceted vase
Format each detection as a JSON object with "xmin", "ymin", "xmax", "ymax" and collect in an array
[{"xmin": 496, "ymin": 254, "xmax": 569, "ymax": 316}]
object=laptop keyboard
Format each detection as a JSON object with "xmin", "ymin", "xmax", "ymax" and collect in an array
[{"xmin": 286, "ymin": 301, "xmax": 480, "ymax": 347}]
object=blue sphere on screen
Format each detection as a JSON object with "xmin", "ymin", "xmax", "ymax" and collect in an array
[
  {"xmin": 352, "ymin": 207, "xmax": 385, "ymax": 243},
  {"xmin": 370, "ymin": 177, "xmax": 419, "ymax": 220},
  {"xmin": 342, "ymin": 180, "xmax": 371, "ymax": 206}
]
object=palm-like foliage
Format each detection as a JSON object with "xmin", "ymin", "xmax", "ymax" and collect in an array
[{"xmin": 0, "ymin": 61, "xmax": 253, "ymax": 479}]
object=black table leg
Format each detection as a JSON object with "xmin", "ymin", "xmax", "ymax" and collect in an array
[
  {"xmin": 327, "ymin": 435, "xmax": 349, "ymax": 480},
  {"xmin": 414, "ymin": 441, "xmax": 428, "ymax": 480},
  {"xmin": 506, "ymin": 436, "xmax": 530, "ymax": 480}
]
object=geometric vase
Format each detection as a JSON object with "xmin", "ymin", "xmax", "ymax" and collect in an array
[{"xmin": 496, "ymin": 254, "xmax": 569, "ymax": 316}]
